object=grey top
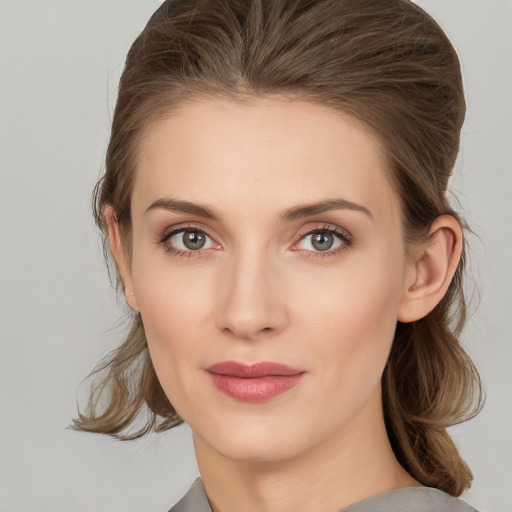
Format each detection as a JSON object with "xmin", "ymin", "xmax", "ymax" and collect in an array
[{"xmin": 168, "ymin": 478, "xmax": 479, "ymax": 512}]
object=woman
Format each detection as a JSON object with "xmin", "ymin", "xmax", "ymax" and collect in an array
[{"xmin": 73, "ymin": 0, "xmax": 483, "ymax": 510}]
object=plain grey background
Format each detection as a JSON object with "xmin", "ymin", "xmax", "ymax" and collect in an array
[{"xmin": 0, "ymin": 1, "xmax": 511, "ymax": 511}]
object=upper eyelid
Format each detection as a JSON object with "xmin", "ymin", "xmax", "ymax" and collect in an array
[
  {"xmin": 299, "ymin": 223, "xmax": 351, "ymax": 235},
  {"xmin": 294, "ymin": 223, "xmax": 352, "ymax": 241},
  {"xmin": 160, "ymin": 223, "xmax": 215, "ymax": 240},
  {"xmin": 160, "ymin": 222, "xmax": 350, "ymax": 237}
]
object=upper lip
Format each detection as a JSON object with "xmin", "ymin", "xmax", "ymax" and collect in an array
[{"xmin": 205, "ymin": 361, "xmax": 304, "ymax": 378}]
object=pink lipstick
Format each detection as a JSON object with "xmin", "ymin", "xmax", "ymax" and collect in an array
[{"xmin": 205, "ymin": 361, "xmax": 306, "ymax": 402}]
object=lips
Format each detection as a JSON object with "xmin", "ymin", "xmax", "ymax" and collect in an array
[{"xmin": 205, "ymin": 361, "xmax": 306, "ymax": 402}]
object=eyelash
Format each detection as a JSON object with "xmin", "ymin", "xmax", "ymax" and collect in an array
[
  {"xmin": 158, "ymin": 224, "xmax": 215, "ymax": 259},
  {"xmin": 157, "ymin": 223, "xmax": 352, "ymax": 259},
  {"xmin": 295, "ymin": 224, "xmax": 352, "ymax": 259}
]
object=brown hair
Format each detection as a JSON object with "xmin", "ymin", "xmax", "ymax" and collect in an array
[{"xmin": 73, "ymin": 0, "xmax": 483, "ymax": 496}]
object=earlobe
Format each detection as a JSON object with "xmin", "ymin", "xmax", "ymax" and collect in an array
[
  {"xmin": 104, "ymin": 206, "xmax": 139, "ymax": 312},
  {"xmin": 397, "ymin": 215, "xmax": 462, "ymax": 323}
]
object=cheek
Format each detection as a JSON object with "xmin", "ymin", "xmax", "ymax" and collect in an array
[
  {"xmin": 130, "ymin": 231, "xmax": 213, "ymax": 332},
  {"xmin": 133, "ymin": 262, "xmax": 209, "ymax": 352},
  {"xmin": 137, "ymin": 293, "xmax": 200, "ymax": 418},
  {"xmin": 129, "ymin": 246, "xmax": 218, "ymax": 412},
  {"xmin": 295, "ymin": 248, "xmax": 405, "ymax": 385},
  {"xmin": 297, "ymin": 243, "xmax": 404, "ymax": 328}
]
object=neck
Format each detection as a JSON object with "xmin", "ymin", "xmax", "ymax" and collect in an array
[{"xmin": 193, "ymin": 389, "xmax": 419, "ymax": 512}]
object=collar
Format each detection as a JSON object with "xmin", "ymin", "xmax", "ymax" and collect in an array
[{"xmin": 168, "ymin": 477, "xmax": 478, "ymax": 512}]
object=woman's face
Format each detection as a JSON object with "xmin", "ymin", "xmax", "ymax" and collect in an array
[{"xmin": 126, "ymin": 97, "xmax": 414, "ymax": 462}]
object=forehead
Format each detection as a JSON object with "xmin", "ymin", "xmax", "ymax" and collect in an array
[{"xmin": 132, "ymin": 96, "xmax": 400, "ymax": 226}]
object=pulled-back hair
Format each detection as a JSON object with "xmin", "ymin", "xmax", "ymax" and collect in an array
[{"xmin": 73, "ymin": 0, "xmax": 483, "ymax": 496}]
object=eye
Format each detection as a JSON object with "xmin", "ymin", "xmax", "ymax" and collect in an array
[
  {"xmin": 159, "ymin": 226, "xmax": 218, "ymax": 255},
  {"xmin": 293, "ymin": 225, "xmax": 352, "ymax": 255}
]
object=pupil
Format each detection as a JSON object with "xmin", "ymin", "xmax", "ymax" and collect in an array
[
  {"xmin": 312, "ymin": 231, "xmax": 333, "ymax": 251},
  {"xmin": 183, "ymin": 231, "xmax": 205, "ymax": 250}
]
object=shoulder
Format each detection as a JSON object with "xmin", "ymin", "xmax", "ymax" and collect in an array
[
  {"xmin": 340, "ymin": 486, "xmax": 480, "ymax": 512},
  {"xmin": 167, "ymin": 479, "xmax": 480, "ymax": 512},
  {"xmin": 167, "ymin": 478, "xmax": 212, "ymax": 512}
]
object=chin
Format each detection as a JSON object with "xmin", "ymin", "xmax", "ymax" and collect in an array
[
  {"xmin": 213, "ymin": 436, "xmax": 300, "ymax": 463},
  {"xmin": 195, "ymin": 414, "xmax": 316, "ymax": 463}
]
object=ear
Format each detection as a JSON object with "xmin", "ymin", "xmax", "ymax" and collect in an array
[
  {"xmin": 104, "ymin": 206, "xmax": 139, "ymax": 311},
  {"xmin": 397, "ymin": 215, "xmax": 462, "ymax": 323}
]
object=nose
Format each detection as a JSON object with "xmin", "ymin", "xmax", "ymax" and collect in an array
[{"xmin": 215, "ymin": 248, "xmax": 288, "ymax": 341}]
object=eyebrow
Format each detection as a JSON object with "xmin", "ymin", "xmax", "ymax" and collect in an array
[
  {"xmin": 278, "ymin": 198, "xmax": 373, "ymax": 222},
  {"xmin": 145, "ymin": 197, "xmax": 373, "ymax": 222},
  {"xmin": 145, "ymin": 198, "xmax": 220, "ymax": 219}
]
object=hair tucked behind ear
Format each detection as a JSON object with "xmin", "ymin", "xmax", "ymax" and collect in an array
[
  {"xmin": 73, "ymin": 0, "xmax": 483, "ymax": 496},
  {"xmin": 383, "ymin": 258, "xmax": 481, "ymax": 496}
]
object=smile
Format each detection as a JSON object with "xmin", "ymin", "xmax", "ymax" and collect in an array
[{"xmin": 205, "ymin": 361, "xmax": 306, "ymax": 402}]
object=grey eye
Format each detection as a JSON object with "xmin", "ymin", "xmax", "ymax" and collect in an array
[
  {"xmin": 170, "ymin": 229, "xmax": 214, "ymax": 251},
  {"xmin": 183, "ymin": 230, "xmax": 206, "ymax": 249},
  {"xmin": 311, "ymin": 232, "xmax": 334, "ymax": 251},
  {"xmin": 297, "ymin": 230, "xmax": 343, "ymax": 252}
]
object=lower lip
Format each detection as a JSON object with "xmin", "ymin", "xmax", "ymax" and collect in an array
[{"xmin": 207, "ymin": 373, "xmax": 305, "ymax": 402}]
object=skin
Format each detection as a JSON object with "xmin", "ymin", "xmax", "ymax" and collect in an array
[{"xmin": 107, "ymin": 97, "xmax": 462, "ymax": 512}]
